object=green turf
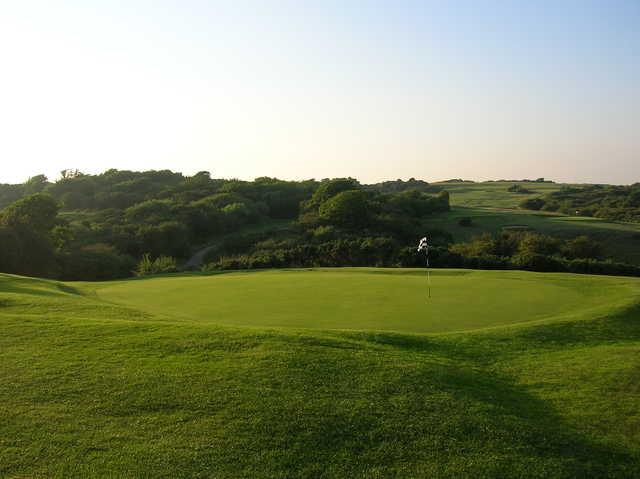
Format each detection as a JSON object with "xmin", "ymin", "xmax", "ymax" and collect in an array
[
  {"xmin": 96, "ymin": 269, "xmax": 639, "ymax": 334},
  {"xmin": 435, "ymin": 181, "xmax": 564, "ymax": 209},
  {"xmin": 2, "ymin": 269, "xmax": 640, "ymax": 478}
]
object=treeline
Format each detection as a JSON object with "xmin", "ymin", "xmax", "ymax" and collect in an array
[
  {"xmin": 496, "ymin": 177, "xmax": 552, "ymax": 183},
  {"xmin": 201, "ymin": 178, "xmax": 451, "ymax": 270},
  {"xmin": 2, "ymin": 169, "xmax": 637, "ymax": 280},
  {"xmin": 201, "ymin": 228, "xmax": 640, "ymax": 278},
  {"xmin": 0, "ymin": 171, "xmax": 450, "ymax": 280},
  {"xmin": 520, "ymin": 184, "xmax": 640, "ymax": 222},
  {"xmin": 442, "ymin": 231, "xmax": 640, "ymax": 277}
]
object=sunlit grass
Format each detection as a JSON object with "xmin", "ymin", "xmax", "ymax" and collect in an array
[{"xmin": 1, "ymin": 270, "xmax": 639, "ymax": 477}]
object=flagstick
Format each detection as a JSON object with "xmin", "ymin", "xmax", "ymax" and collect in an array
[
  {"xmin": 427, "ymin": 256, "xmax": 431, "ymax": 299},
  {"xmin": 417, "ymin": 237, "xmax": 431, "ymax": 300}
]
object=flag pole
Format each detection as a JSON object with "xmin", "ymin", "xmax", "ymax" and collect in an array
[
  {"xmin": 427, "ymin": 254, "xmax": 431, "ymax": 299},
  {"xmin": 418, "ymin": 237, "xmax": 431, "ymax": 300}
]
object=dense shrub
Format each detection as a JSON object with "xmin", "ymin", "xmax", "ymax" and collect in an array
[
  {"xmin": 508, "ymin": 184, "xmax": 532, "ymax": 194},
  {"xmin": 521, "ymin": 184, "xmax": 640, "ymax": 222},
  {"xmin": 562, "ymin": 235, "xmax": 602, "ymax": 259},
  {"xmin": 318, "ymin": 190, "xmax": 372, "ymax": 228},
  {"xmin": 135, "ymin": 254, "xmax": 178, "ymax": 276},
  {"xmin": 449, "ymin": 233, "xmax": 496, "ymax": 257},
  {"xmin": 519, "ymin": 198, "xmax": 545, "ymax": 210},
  {"xmin": 303, "ymin": 178, "xmax": 360, "ymax": 211},
  {"xmin": 560, "ymin": 258, "xmax": 640, "ymax": 276},
  {"xmin": 0, "ymin": 226, "xmax": 23, "ymax": 273},
  {"xmin": 444, "ymin": 231, "xmax": 639, "ymax": 277},
  {"xmin": 512, "ymin": 252, "xmax": 563, "ymax": 272},
  {"xmin": 517, "ymin": 233, "xmax": 560, "ymax": 256},
  {"xmin": 0, "ymin": 193, "xmax": 59, "ymax": 234},
  {"xmin": 58, "ymin": 244, "xmax": 135, "ymax": 280}
]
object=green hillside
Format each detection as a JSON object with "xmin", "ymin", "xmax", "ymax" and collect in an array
[
  {"xmin": 427, "ymin": 181, "xmax": 640, "ymax": 265},
  {"xmin": 2, "ymin": 269, "xmax": 640, "ymax": 477},
  {"xmin": 435, "ymin": 180, "xmax": 563, "ymax": 208}
]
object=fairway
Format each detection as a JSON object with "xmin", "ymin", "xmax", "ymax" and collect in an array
[{"xmin": 97, "ymin": 268, "xmax": 640, "ymax": 333}]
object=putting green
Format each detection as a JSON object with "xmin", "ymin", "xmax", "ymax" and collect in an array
[{"xmin": 96, "ymin": 268, "xmax": 640, "ymax": 333}]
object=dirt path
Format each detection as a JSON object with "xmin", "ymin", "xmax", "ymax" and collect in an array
[
  {"xmin": 182, "ymin": 220, "xmax": 292, "ymax": 270},
  {"xmin": 183, "ymin": 243, "xmax": 217, "ymax": 269}
]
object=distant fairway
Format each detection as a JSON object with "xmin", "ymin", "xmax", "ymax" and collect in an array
[
  {"xmin": 425, "ymin": 181, "xmax": 640, "ymax": 265},
  {"xmin": 97, "ymin": 268, "xmax": 638, "ymax": 333},
  {"xmin": 436, "ymin": 180, "xmax": 563, "ymax": 208},
  {"xmin": 3, "ymin": 269, "xmax": 640, "ymax": 478}
]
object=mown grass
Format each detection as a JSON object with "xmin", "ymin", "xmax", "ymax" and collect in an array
[
  {"xmin": 436, "ymin": 181, "xmax": 563, "ymax": 209},
  {"xmin": 96, "ymin": 269, "xmax": 639, "ymax": 334},
  {"xmin": 1, "ymin": 270, "xmax": 639, "ymax": 478}
]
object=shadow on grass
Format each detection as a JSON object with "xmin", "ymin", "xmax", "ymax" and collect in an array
[
  {"xmin": 216, "ymin": 343, "xmax": 638, "ymax": 478},
  {"xmin": 336, "ymin": 300, "xmax": 640, "ymax": 362},
  {"xmin": 0, "ymin": 275, "xmax": 83, "ymax": 297},
  {"xmin": 106, "ymin": 267, "xmax": 476, "ymax": 284},
  {"xmin": 513, "ymin": 301, "xmax": 640, "ymax": 348}
]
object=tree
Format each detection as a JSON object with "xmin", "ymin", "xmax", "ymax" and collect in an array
[
  {"xmin": 0, "ymin": 194, "xmax": 61, "ymax": 277},
  {"xmin": 304, "ymin": 178, "xmax": 360, "ymax": 211},
  {"xmin": 136, "ymin": 221, "xmax": 190, "ymax": 258},
  {"xmin": 124, "ymin": 199, "xmax": 174, "ymax": 223},
  {"xmin": 0, "ymin": 226, "xmax": 22, "ymax": 273},
  {"xmin": 517, "ymin": 233, "xmax": 560, "ymax": 256},
  {"xmin": 319, "ymin": 190, "xmax": 371, "ymax": 228},
  {"xmin": 24, "ymin": 174, "xmax": 49, "ymax": 194},
  {"xmin": 0, "ymin": 193, "xmax": 59, "ymax": 235},
  {"xmin": 449, "ymin": 233, "xmax": 496, "ymax": 257},
  {"xmin": 563, "ymin": 235, "xmax": 602, "ymax": 260},
  {"xmin": 508, "ymin": 184, "xmax": 532, "ymax": 194},
  {"xmin": 58, "ymin": 244, "xmax": 135, "ymax": 280},
  {"xmin": 520, "ymin": 197, "xmax": 545, "ymax": 211},
  {"xmin": 60, "ymin": 169, "xmax": 82, "ymax": 179}
]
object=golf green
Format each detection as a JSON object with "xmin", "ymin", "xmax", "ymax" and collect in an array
[{"xmin": 97, "ymin": 268, "xmax": 640, "ymax": 333}]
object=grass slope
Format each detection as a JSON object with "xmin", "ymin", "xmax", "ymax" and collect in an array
[
  {"xmin": 436, "ymin": 181, "xmax": 563, "ymax": 209},
  {"xmin": 1, "ymin": 270, "xmax": 640, "ymax": 478}
]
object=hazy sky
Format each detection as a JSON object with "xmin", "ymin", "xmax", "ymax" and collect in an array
[{"xmin": 1, "ymin": 1, "xmax": 638, "ymax": 185}]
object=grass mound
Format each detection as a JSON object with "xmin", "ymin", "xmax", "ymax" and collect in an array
[{"xmin": 1, "ymin": 270, "xmax": 639, "ymax": 478}]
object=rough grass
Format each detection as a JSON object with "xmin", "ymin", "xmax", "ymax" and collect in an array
[{"xmin": 1, "ymin": 270, "xmax": 640, "ymax": 478}]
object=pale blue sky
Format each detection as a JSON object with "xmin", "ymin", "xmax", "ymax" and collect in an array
[{"xmin": 0, "ymin": 1, "xmax": 638, "ymax": 184}]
